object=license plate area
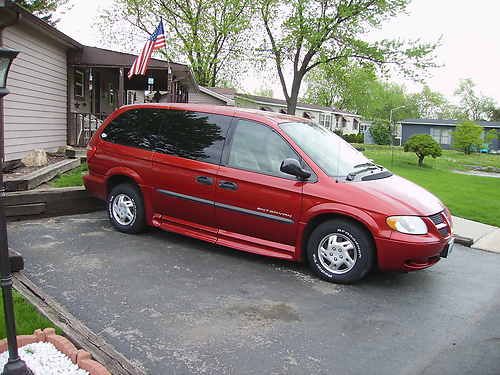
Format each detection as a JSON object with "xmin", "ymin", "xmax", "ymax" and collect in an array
[{"xmin": 440, "ymin": 238, "xmax": 454, "ymax": 258}]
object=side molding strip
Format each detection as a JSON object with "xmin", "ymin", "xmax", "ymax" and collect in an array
[
  {"xmin": 157, "ymin": 189, "xmax": 214, "ymax": 206},
  {"xmin": 156, "ymin": 188, "xmax": 294, "ymax": 225}
]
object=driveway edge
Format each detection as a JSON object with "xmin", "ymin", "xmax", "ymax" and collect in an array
[{"xmin": 13, "ymin": 272, "xmax": 146, "ymax": 375}]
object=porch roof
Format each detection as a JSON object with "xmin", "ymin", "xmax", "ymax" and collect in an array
[{"xmin": 69, "ymin": 46, "xmax": 198, "ymax": 90}]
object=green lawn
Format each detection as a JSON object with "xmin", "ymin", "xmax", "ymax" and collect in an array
[
  {"xmin": 50, "ymin": 163, "xmax": 87, "ymax": 188},
  {"xmin": 0, "ymin": 290, "xmax": 61, "ymax": 339},
  {"xmin": 360, "ymin": 145, "xmax": 500, "ymax": 227}
]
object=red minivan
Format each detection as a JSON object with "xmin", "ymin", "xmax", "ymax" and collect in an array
[{"xmin": 84, "ymin": 103, "xmax": 454, "ymax": 283}]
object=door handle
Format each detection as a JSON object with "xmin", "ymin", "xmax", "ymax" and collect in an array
[
  {"xmin": 196, "ymin": 176, "xmax": 213, "ymax": 185},
  {"xmin": 218, "ymin": 181, "xmax": 238, "ymax": 191}
]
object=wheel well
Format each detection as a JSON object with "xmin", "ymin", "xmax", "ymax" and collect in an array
[
  {"xmin": 106, "ymin": 175, "xmax": 138, "ymax": 196},
  {"xmin": 301, "ymin": 213, "xmax": 376, "ymax": 261}
]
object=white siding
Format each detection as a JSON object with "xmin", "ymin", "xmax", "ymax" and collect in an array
[
  {"xmin": 188, "ymin": 90, "xmax": 227, "ymax": 105},
  {"xmin": 3, "ymin": 25, "xmax": 68, "ymax": 161}
]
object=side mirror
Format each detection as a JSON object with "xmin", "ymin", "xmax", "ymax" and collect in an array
[{"xmin": 280, "ymin": 158, "xmax": 311, "ymax": 180}]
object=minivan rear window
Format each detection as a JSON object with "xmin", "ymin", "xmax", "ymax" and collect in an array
[{"xmin": 103, "ymin": 108, "xmax": 230, "ymax": 164}]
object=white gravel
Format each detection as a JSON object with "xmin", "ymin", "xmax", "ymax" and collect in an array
[{"xmin": 0, "ymin": 342, "xmax": 89, "ymax": 375}]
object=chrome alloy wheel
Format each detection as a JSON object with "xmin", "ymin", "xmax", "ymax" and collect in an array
[
  {"xmin": 318, "ymin": 233, "xmax": 358, "ymax": 274},
  {"xmin": 112, "ymin": 193, "xmax": 136, "ymax": 226}
]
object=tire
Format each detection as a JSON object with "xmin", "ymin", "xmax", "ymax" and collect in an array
[
  {"xmin": 307, "ymin": 219, "xmax": 374, "ymax": 284},
  {"xmin": 107, "ymin": 183, "xmax": 146, "ymax": 234}
]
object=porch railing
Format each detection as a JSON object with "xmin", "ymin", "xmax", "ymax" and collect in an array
[{"xmin": 68, "ymin": 112, "xmax": 108, "ymax": 147}]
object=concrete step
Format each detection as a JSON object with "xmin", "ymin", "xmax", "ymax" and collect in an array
[{"xmin": 4, "ymin": 158, "xmax": 80, "ymax": 192}]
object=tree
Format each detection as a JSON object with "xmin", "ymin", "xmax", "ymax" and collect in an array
[
  {"xmin": 403, "ymin": 134, "xmax": 441, "ymax": 167},
  {"xmin": 305, "ymin": 63, "xmax": 420, "ymax": 122},
  {"xmin": 369, "ymin": 120, "xmax": 391, "ymax": 145},
  {"xmin": 100, "ymin": 0, "xmax": 253, "ymax": 87},
  {"xmin": 454, "ymin": 79, "xmax": 497, "ymax": 121},
  {"xmin": 485, "ymin": 129, "xmax": 498, "ymax": 146},
  {"xmin": 258, "ymin": 0, "xmax": 438, "ymax": 114},
  {"xmin": 452, "ymin": 120, "xmax": 483, "ymax": 154},
  {"xmin": 489, "ymin": 108, "xmax": 500, "ymax": 121},
  {"xmin": 15, "ymin": 0, "xmax": 68, "ymax": 25},
  {"xmin": 408, "ymin": 86, "xmax": 452, "ymax": 119}
]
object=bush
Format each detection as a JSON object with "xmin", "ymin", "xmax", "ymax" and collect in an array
[
  {"xmin": 452, "ymin": 121, "xmax": 483, "ymax": 154},
  {"xmin": 403, "ymin": 134, "xmax": 442, "ymax": 167},
  {"xmin": 369, "ymin": 121, "xmax": 391, "ymax": 145},
  {"xmin": 342, "ymin": 133, "xmax": 365, "ymax": 143}
]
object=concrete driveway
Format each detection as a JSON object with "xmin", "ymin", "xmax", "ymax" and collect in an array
[{"xmin": 8, "ymin": 212, "xmax": 500, "ymax": 375}]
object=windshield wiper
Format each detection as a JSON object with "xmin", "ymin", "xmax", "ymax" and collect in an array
[
  {"xmin": 346, "ymin": 165, "xmax": 383, "ymax": 181},
  {"xmin": 353, "ymin": 162, "xmax": 376, "ymax": 168}
]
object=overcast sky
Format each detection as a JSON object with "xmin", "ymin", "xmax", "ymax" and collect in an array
[{"xmin": 56, "ymin": 0, "xmax": 500, "ymax": 104}]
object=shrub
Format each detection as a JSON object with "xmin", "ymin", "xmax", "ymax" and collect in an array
[
  {"xmin": 342, "ymin": 133, "xmax": 364, "ymax": 143},
  {"xmin": 452, "ymin": 121, "xmax": 483, "ymax": 154},
  {"xmin": 403, "ymin": 134, "xmax": 442, "ymax": 167},
  {"xmin": 369, "ymin": 121, "xmax": 391, "ymax": 145}
]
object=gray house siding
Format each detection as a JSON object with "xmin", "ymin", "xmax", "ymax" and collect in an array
[
  {"xmin": 402, "ymin": 122, "xmax": 499, "ymax": 151},
  {"xmin": 2, "ymin": 24, "xmax": 68, "ymax": 161}
]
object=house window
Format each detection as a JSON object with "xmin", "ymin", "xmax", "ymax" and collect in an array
[
  {"xmin": 74, "ymin": 69, "xmax": 85, "ymax": 99},
  {"xmin": 353, "ymin": 119, "xmax": 359, "ymax": 131},
  {"xmin": 430, "ymin": 127, "xmax": 452, "ymax": 145},
  {"xmin": 319, "ymin": 113, "xmax": 325, "ymax": 126},
  {"xmin": 441, "ymin": 128, "xmax": 452, "ymax": 145}
]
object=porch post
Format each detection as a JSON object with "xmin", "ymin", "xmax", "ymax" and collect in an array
[{"xmin": 118, "ymin": 67, "xmax": 124, "ymax": 107}]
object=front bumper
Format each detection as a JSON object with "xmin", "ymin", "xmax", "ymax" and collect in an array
[{"xmin": 375, "ymin": 233, "xmax": 452, "ymax": 272}]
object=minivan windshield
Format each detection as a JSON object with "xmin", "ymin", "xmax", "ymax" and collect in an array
[{"xmin": 280, "ymin": 121, "xmax": 373, "ymax": 178}]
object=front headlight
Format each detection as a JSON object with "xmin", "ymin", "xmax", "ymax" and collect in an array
[{"xmin": 386, "ymin": 216, "xmax": 428, "ymax": 235}]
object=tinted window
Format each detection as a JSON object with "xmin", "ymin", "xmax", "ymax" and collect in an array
[
  {"xmin": 103, "ymin": 109, "xmax": 159, "ymax": 150},
  {"xmin": 103, "ymin": 108, "xmax": 230, "ymax": 164},
  {"xmin": 153, "ymin": 110, "xmax": 230, "ymax": 164},
  {"xmin": 228, "ymin": 119, "xmax": 299, "ymax": 178}
]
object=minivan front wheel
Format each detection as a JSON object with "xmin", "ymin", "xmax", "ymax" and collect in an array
[
  {"xmin": 307, "ymin": 219, "xmax": 374, "ymax": 283},
  {"xmin": 107, "ymin": 183, "xmax": 145, "ymax": 234}
]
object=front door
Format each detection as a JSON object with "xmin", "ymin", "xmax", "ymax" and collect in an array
[
  {"xmin": 215, "ymin": 119, "xmax": 304, "ymax": 259},
  {"xmin": 151, "ymin": 109, "xmax": 231, "ymax": 243}
]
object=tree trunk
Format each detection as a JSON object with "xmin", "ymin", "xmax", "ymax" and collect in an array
[
  {"xmin": 418, "ymin": 155, "xmax": 424, "ymax": 167},
  {"xmin": 286, "ymin": 74, "xmax": 303, "ymax": 115}
]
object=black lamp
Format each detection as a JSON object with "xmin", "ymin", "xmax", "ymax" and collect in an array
[{"xmin": 0, "ymin": 47, "xmax": 33, "ymax": 375}]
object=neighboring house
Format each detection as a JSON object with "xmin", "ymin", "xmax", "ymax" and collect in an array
[
  {"xmin": 234, "ymin": 94, "xmax": 361, "ymax": 134},
  {"xmin": 187, "ymin": 86, "xmax": 235, "ymax": 106},
  {"xmin": 401, "ymin": 119, "xmax": 500, "ymax": 151},
  {"xmin": 0, "ymin": 2, "xmax": 197, "ymax": 162}
]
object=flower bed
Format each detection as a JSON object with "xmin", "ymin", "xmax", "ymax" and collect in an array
[{"xmin": 0, "ymin": 328, "xmax": 110, "ymax": 375}]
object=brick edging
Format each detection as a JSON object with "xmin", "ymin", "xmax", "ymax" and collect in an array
[{"xmin": 0, "ymin": 328, "xmax": 110, "ymax": 375}]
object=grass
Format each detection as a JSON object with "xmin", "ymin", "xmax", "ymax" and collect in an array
[
  {"xmin": 0, "ymin": 290, "xmax": 61, "ymax": 339},
  {"xmin": 359, "ymin": 145, "xmax": 500, "ymax": 227},
  {"xmin": 50, "ymin": 163, "xmax": 87, "ymax": 188}
]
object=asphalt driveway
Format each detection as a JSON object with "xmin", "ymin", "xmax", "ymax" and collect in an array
[{"xmin": 8, "ymin": 212, "xmax": 500, "ymax": 375}]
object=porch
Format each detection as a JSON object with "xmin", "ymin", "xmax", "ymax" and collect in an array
[{"xmin": 67, "ymin": 46, "xmax": 197, "ymax": 146}]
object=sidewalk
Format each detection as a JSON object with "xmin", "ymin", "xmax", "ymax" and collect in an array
[{"xmin": 452, "ymin": 216, "xmax": 500, "ymax": 254}]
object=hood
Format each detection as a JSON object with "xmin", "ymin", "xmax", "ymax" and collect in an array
[{"xmin": 351, "ymin": 175, "xmax": 444, "ymax": 216}]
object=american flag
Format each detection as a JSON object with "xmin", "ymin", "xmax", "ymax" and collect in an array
[{"xmin": 128, "ymin": 20, "xmax": 167, "ymax": 79}]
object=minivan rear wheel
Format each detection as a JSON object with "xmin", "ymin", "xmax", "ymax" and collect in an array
[
  {"xmin": 107, "ymin": 183, "xmax": 146, "ymax": 234},
  {"xmin": 307, "ymin": 219, "xmax": 374, "ymax": 284}
]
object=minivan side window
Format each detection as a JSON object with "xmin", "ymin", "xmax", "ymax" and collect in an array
[
  {"xmin": 228, "ymin": 119, "xmax": 299, "ymax": 178},
  {"xmin": 153, "ymin": 110, "xmax": 230, "ymax": 164},
  {"xmin": 103, "ymin": 109, "xmax": 158, "ymax": 150},
  {"xmin": 103, "ymin": 108, "xmax": 230, "ymax": 164}
]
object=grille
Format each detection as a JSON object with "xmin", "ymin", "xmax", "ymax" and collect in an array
[
  {"xmin": 429, "ymin": 212, "xmax": 444, "ymax": 225},
  {"xmin": 438, "ymin": 227, "xmax": 450, "ymax": 236},
  {"xmin": 429, "ymin": 211, "xmax": 450, "ymax": 237}
]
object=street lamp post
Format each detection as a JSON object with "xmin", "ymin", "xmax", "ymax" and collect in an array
[
  {"xmin": 389, "ymin": 105, "xmax": 406, "ymax": 167},
  {"xmin": 0, "ymin": 47, "xmax": 33, "ymax": 375}
]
